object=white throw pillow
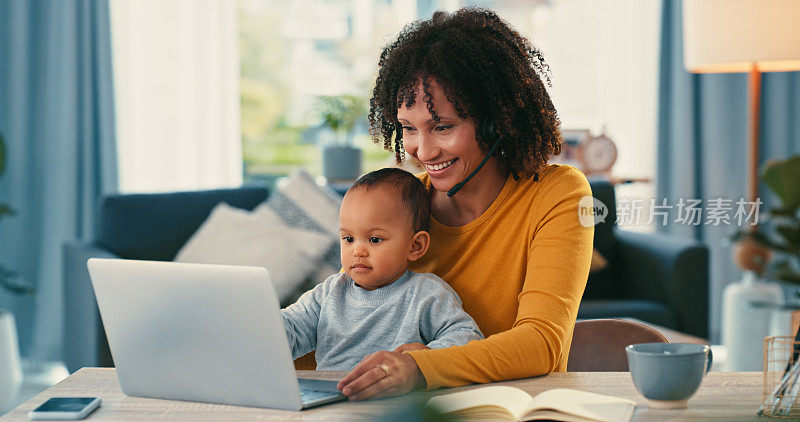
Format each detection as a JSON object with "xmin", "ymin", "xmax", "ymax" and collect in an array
[
  {"xmin": 276, "ymin": 170, "xmax": 341, "ymax": 235},
  {"xmin": 252, "ymin": 204, "xmax": 339, "ymax": 273},
  {"xmin": 174, "ymin": 202, "xmax": 333, "ymax": 302},
  {"xmin": 251, "ymin": 204, "xmax": 285, "ymax": 225},
  {"xmin": 261, "ymin": 170, "xmax": 343, "ymax": 272},
  {"xmin": 252, "ymin": 203, "xmax": 340, "ymax": 290}
]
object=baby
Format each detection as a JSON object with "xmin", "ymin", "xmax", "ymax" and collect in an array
[{"xmin": 281, "ymin": 168, "xmax": 483, "ymax": 370}]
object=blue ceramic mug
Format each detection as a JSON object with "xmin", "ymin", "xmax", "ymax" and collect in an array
[{"xmin": 625, "ymin": 343, "xmax": 713, "ymax": 409}]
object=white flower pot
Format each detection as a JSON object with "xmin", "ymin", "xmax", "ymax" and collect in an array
[
  {"xmin": 722, "ymin": 272, "xmax": 783, "ymax": 371},
  {"xmin": 0, "ymin": 310, "xmax": 22, "ymax": 411}
]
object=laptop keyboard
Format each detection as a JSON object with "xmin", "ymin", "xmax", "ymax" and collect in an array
[{"xmin": 300, "ymin": 387, "xmax": 341, "ymax": 404}]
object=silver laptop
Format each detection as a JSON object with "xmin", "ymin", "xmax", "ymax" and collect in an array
[{"xmin": 86, "ymin": 258, "xmax": 345, "ymax": 410}]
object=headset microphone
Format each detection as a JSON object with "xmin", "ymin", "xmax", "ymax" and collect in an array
[
  {"xmin": 447, "ymin": 136, "xmax": 503, "ymax": 197},
  {"xmin": 445, "ymin": 120, "xmax": 536, "ymax": 197},
  {"xmin": 448, "ymin": 119, "xmax": 520, "ymax": 197}
]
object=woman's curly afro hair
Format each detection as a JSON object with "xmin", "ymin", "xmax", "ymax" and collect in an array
[{"xmin": 368, "ymin": 8, "xmax": 562, "ymax": 178}]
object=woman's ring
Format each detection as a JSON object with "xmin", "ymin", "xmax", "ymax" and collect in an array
[{"xmin": 378, "ymin": 364, "xmax": 390, "ymax": 378}]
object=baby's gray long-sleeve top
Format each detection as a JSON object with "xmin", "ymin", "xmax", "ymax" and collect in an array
[{"xmin": 281, "ymin": 270, "xmax": 484, "ymax": 371}]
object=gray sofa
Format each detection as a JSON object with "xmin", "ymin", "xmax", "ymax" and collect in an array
[{"xmin": 63, "ymin": 180, "xmax": 708, "ymax": 372}]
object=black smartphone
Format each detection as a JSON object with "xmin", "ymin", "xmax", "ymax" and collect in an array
[{"xmin": 28, "ymin": 397, "xmax": 101, "ymax": 420}]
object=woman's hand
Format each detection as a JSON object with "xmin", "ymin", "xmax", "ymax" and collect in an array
[
  {"xmin": 337, "ymin": 350, "xmax": 426, "ymax": 401},
  {"xmin": 394, "ymin": 342, "xmax": 430, "ymax": 353}
]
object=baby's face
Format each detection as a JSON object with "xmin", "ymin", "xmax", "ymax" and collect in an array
[{"xmin": 339, "ymin": 187, "xmax": 416, "ymax": 290}]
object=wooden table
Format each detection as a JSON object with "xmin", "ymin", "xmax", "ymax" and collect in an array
[{"xmin": 1, "ymin": 368, "xmax": 765, "ymax": 421}]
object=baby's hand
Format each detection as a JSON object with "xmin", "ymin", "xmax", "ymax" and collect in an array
[{"xmin": 393, "ymin": 342, "xmax": 430, "ymax": 353}]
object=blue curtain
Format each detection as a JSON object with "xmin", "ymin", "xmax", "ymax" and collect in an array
[
  {"xmin": 658, "ymin": 0, "xmax": 800, "ymax": 342},
  {"xmin": 0, "ymin": 0, "xmax": 117, "ymax": 359}
]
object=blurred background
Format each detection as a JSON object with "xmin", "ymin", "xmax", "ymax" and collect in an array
[{"xmin": 2, "ymin": 0, "xmax": 800, "ymax": 413}]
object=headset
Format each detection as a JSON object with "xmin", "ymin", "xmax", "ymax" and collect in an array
[{"xmin": 446, "ymin": 119, "xmax": 536, "ymax": 197}]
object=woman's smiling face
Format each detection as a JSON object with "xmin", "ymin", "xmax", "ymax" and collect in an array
[{"xmin": 397, "ymin": 79, "xmax": 486, "ymax": 194}]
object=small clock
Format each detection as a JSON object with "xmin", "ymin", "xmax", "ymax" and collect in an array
[{"xmin": 579, "ymin": 133, "xmax": 617, "ymax": 175}]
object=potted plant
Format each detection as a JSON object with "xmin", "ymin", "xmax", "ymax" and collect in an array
[
  {"xmin": 316, "ymin": 95, "xmax": 366, "ymax": 182},
  {"xmin": 732, "ymin": 155, "xmax": 800, "ymax": 285},
  {"xmin": 0, "ymin": 133, "xmax": 35, "ymax": 296},
  {"xmin": 0, "ymin": 132, "xmax": 33, "ymax": 411},
  {"xmin": 722, "ymin": 156, "xmax": 800, "ymax": 370}
]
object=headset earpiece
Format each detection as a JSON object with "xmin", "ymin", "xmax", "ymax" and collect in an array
[
  {"xmin": 482, "ymin": 119, "xmax": 518, "ymax": 181},
  {"xmin": 480, "ymin": 119, "xmax": 496, "ymax": 145}
]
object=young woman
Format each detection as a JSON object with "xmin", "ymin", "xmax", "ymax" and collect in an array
[{"xmin": 337, "ymin": 8, "xmax": 593, "ymax": 400}]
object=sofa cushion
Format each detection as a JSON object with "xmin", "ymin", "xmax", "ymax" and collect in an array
[
  {"xmin": 577, "ymin": 299, "xmax": 679, "ymax": 330},
  {"xmin": 587, "ymin": 178, "xmax": 617, "ymax": 260},
  {"xmin": 262, "ymin": 170, "xmax": 343, "ymax": 275},
  {"xmin": 589, "ymin": 248, "xmax": 609, "ymax": 273},
  {"xmin": 251, "ymin": 204, "xmax": 338, "ymax": 304},
  {"xmin": 97, "ymin": 187, "xmax": 268, "ymax": 261},
  {"xmin": 174, "ymin": 202, "xmax": 332, "ymax": 302},
  {"xmin": 583, "ymin": 179, "xmax": 618, "ymax": 299}
]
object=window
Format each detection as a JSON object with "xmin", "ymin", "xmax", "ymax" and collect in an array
[
  {"xmin": 239, "ymin": 0, "xmax": 660, "ymax": 217},
  {"xmin": 239, "ymin": 0, "xmax": 407, "ymax": 185}
]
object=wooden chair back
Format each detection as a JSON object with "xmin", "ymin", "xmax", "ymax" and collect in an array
[{"xmin": 567, "ymin": 318, "xmax": 669, "ymax": 371}]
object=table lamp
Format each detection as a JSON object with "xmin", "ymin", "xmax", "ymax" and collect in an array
[
  {"xmin": 683, "ymin": 0, "xmax": 800, "ymax": 372},
  {"xmin": 683, "ymin": 0, "xmax": 800, "ymax": 205}
]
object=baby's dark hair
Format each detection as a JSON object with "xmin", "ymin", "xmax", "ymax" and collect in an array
[{"xmin": 349, "ymin": 168, "xmax": 430, "ymax": 233}]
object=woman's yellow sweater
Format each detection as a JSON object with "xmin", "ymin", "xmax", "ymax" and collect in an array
[{"xmin": 407, "ymin": 164, "xmax": 593, "ymax": 389}]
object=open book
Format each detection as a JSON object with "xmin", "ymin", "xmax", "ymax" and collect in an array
[{"xmin": 427, "ymin": 386, "xmax": 636, "ymax": 421}]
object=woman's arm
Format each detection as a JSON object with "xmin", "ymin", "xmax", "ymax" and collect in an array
[
  {"xmin": 409, "ymin": 172, "xmax": 594, "ymax": 389},
  {"xmin": 338, "ymin": 168, "xmax": 593, "ymax": 397},
  {"xmin": 408, "ymin": 171, "xmax": 592, "ymax": 388}
]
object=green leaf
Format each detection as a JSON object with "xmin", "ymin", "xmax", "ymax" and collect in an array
[
  {"xmin": 769, "ymin": 260, "xmax": 800, "ymax": 286},
  {"xmin": 735, "ymin": 230, "xmax": 797, "ymax": 255},
  {"xmin": 776, "ymin": 273, "xmax": 800, "ymax": 286},
  {"xmin": 771, "ymin": 207, "xmax": 798, "ymax": 218},
  {"xmin": 0, "ymin": 204, "xmax": 14, "ymax": 219},
  {"xmin": 0, "ymin": 266, "xmax": 36, "ymax": 296},
  {"xmin": 763, "ymin": 156, "xmax": 800, "ymax": 213},
  {"xmin": 776, "ymin": 223, "xmax": 800, "ymax": 249},
  {"xmin": 315, "ymin": 95, "xmax": 367, "ymax": 143}
]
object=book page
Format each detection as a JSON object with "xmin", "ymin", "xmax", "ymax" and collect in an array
[
  {"xmin": 522, "ymin": 409, "xmax": 613, "ymax": 422},
  {"xmin": 427, "ymin": 386, "xmax": 533, "ymax": 419},
  {"xmin": 523, "ymin": 389, "xmax": 636, "ymax": 422}
]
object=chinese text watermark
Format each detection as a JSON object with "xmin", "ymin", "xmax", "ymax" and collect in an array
[{"xmin": 579, "ymin": 196, "xmax": 762, "ymax": 227}]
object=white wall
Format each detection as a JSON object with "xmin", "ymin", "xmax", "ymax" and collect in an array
[{"xmin": 521, "ymin": 0, "xmax": 662, "ymax": 231}]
